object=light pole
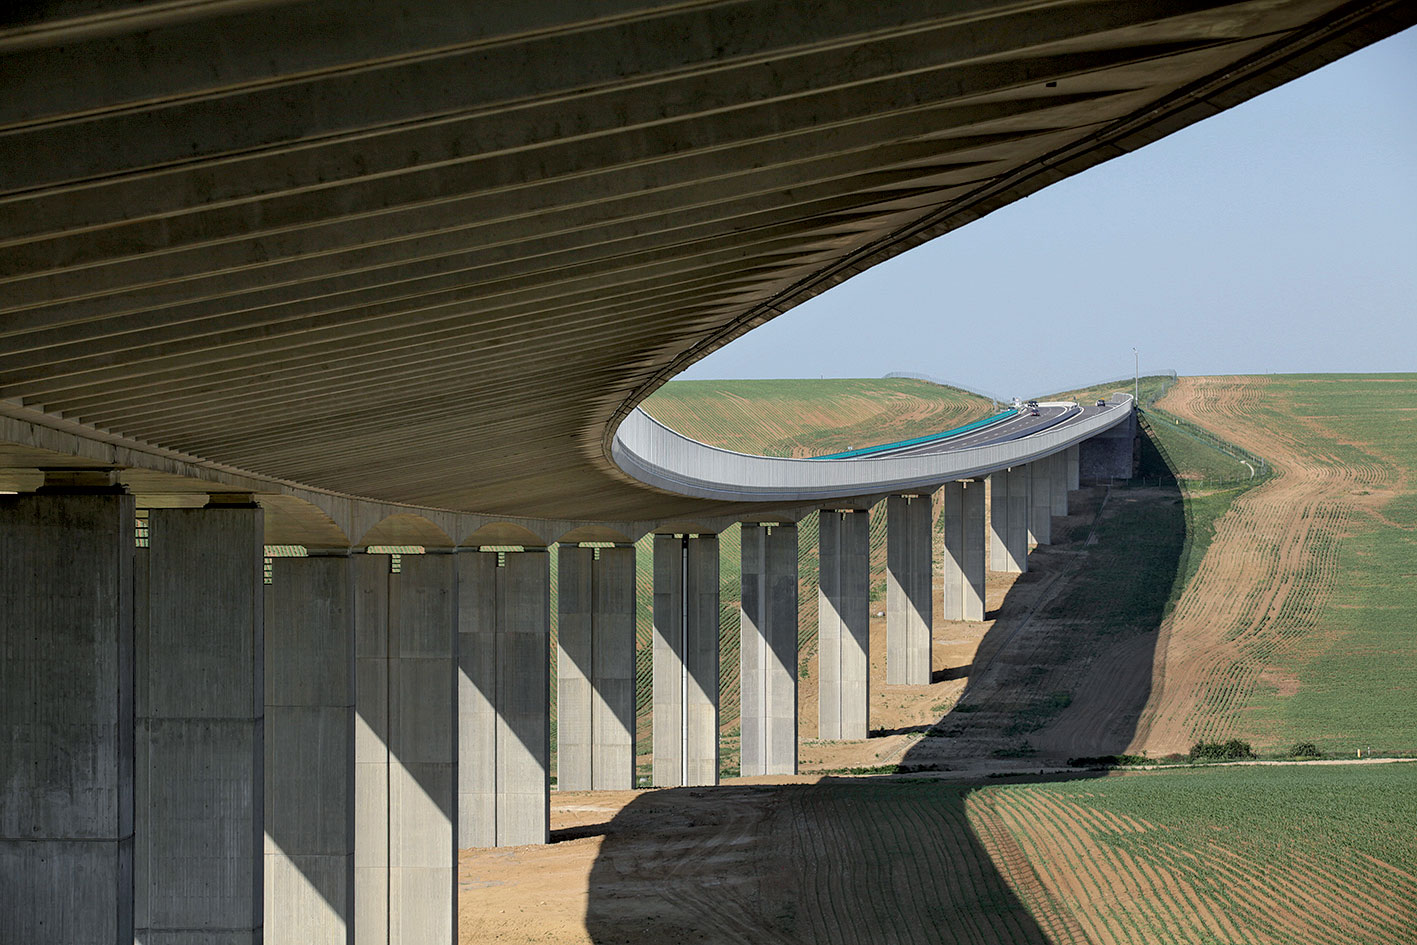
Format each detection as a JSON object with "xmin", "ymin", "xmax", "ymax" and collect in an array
[{"xmin": 1132, "ymin": 347, "xmax": 1139, "ymax": 404}]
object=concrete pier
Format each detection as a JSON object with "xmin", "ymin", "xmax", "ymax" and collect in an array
[
  {"xmin": 139, "ymin": 503, "xmax": 265, "ymax": 944},
  {"xmin": 817, "ymin": 510, "xmax": 870, "ymax": 740},
  {"xmin": 1049, "ymin": 451, "xmax": 1069, "ymax": 517},
  {"xmin": 460, "ymin": 549, "xmax": 550, "ymax": 849},
  {"xmin": 0, "ymin": 489, "xmax": 134, "ymax": 945},
  {"xmin": 1066, "ymin": 445, "xmax": 1081, "ymax": 492},
  {"xmin": 652, "ymin": 534, "xmax": 720, "ymax": 787},
  {"xmin": 887, "ymin": 494, "xmax": 933, "ymax": 685},
  {"xmin": 943, "ymin": 481, "xmax": 987, "ymax": 622},
  {"xmin": 1029, "ymin": 462, "xmax": 1053, "ymax": 546},
  {"xmin": 557, "ymin": 545, "xmax": 636, "ymax": 792},
  {"xmin": 989, "ymin": 469, "xmax": 1030, "ymax": 573},
  {"xmin": 740, "ymin": 523, "xmax": 799, "ymax": 775},
  {"xmin": 265, "ymin": 553, "xmax": 355, "ymax": 945},
  {"xmin": 355, "ymin": 551, "xmax": 459, "ymax": 944}
]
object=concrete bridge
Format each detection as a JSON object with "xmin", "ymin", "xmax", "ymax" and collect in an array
[{"xmin": 1, "ymin": 2, "xmax": 1410, "ymax": 943}]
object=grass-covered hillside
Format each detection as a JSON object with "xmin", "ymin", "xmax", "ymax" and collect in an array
[{"xmin": 640, "ymin": 377, "xmax": 994, "ymax": 456}]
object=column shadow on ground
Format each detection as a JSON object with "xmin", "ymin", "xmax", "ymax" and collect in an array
[{"xmin": 582, "ymin": 469, "xmax": 1189, "ymax": 944}]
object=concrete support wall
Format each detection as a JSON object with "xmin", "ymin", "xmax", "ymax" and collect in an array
[
  {"xmin": 1079, "ymin": 409, "xmax": 1138, "ymax": 481},
  {"xmin": 989, "ymin": 469, "xmax": 1029, "ymax": 574},
  {"xmin": 355, "ymin": 552, "xmax": 459, "ymax": 945},
  {"xmin": 265, "ymin": 554, "xmax": 355, "ymax": 945},
  {"xmin": 817, "ymin": 510, "xmax": 869, "ymax": 740},
  {"xmin": 740, "ymin": 524, "xmax": 799, "ymax": 775},
  {"xmin": 139, "ymin": 505, "xmax": 264, "ymax": 944},
  {"xmin": 886, "ymin": 495, "xmax": 932, "ymax": 685},
  {"xmin": 1049, "ymin": 451, "xmax": 1069, "ymax": 516},
  {"xmin": 556, "ymin": 545, "xmax": 636, "ymax": 792},
  {"xmin": 460, "ymin": 549, "xmax": 550, "ymax": 849},
  {"xmin": 1, "ymin": 491, "xmax": 134, "ymax": 945},
  {"xmin": 942, "ymin": 481, "xmax": 986, "ymax": 622},
  {"xmin": 652, "ymin": 535, "xmax": 720, "ymax": 787},
  {"xmin": 1066, "ymin": 445, "xmax": 1081, "ymax": 492},
  {"xmin": 1029, "ymin": 462, "xmax": 1052, "ymax": 546}
]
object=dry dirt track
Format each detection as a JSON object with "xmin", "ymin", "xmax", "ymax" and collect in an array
[{"xmin": 1132, "ymin": 376, "xmax": 1395, "ymax": 753}]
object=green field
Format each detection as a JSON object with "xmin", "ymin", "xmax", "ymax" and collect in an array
[
  {"xmin": 1183, "ymin": 375, "xmax": 1417, "ymax": 755},
  {"xmin": 641, "ymin": 376, "xmax": 993, "ymax": 456}
]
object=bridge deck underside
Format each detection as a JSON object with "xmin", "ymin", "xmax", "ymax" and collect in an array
[{"xmin": 0, "ymin": 0, "xmax": 1409, "ymax": 521}]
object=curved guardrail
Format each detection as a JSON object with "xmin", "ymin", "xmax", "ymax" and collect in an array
[{"xmin": 611, "ymin": 394, "xmax": 1134, "ymax": 503}]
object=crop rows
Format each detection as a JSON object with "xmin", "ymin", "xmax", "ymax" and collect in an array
[{"xmin": 979, "ymin": 766, "xmax": 1417, "ymax": 945}]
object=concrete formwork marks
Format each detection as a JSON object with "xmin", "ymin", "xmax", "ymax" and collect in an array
[
  {"xmin": 141, "ymin": 505, "xmax": 264, "ymax": 943},
  {"xmin": 0, "ymin": 492, "xmax": 135, "ymax": 945},
  {"xmin": 265, "ymin": 554, "xmax": 355, "ymax": 945}
]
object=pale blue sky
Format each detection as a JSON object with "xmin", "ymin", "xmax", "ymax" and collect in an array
[{"xmin": 679, "ymin": 27, "xmax": 1417, "ymax": 399}]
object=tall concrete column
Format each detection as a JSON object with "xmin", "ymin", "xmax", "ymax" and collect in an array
[
  {"xmin": 740, "ymin": 523, "xmax": 799, "ymax": 775},
  {"xmin": 265, "ymin": 553, "xmax": 355, "ymax": 945},
  {"xmin": 989, "ymin": 469, "xmax": 1029, "ymax": 574},
  {"xmin": 353, "ymin": 551, "xmax": 459, "ymax": 945},
  {"xmin": 1, "ymin": 486, "xmax": 134, "ymax": 945},
  {"xmin": 459, "ymin": 548, "xmax": 550, "ymax": 849},
  {"xmin": 138, "ymin": 502, "xmax": 264, "ymax": 944},
  {"xmin": 353, "ymin": 554, "xmax": 389, "ymax": 945},
  {"xmin": 886, "ymin": 494, "xmax": 932, "ymax": 685},
  {"xmin": 389, "ymin": 552, "xmax": 458, "ymax": 942},
  {"xmin": 817, "ymin": 510, "xmax": 869, "ymax": 740},
  {"xmin": 1066, "ymin": 445, "xmax": 1081, "ymax": 491},
  {"xmin": 652, "ymin": 534, "xmax": 720, "ymax": 787},
  {"xmin": 1049, "ymin": 451, "xmax": 1069, "ymax": 517},
  {"xmin": 943, "ymin": 481, "xmax": 986, "ymax": 622},
  {"xmin": 1029, "ymin": 461, "xmax": 1052, "ymax": 546},
  {"xmin": 556, "ymin": 544, "xmax": 636, "ymax": 792}
]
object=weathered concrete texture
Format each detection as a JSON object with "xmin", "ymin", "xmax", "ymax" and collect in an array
[
  {"xmin": 989, "ymin": 469, "xmax": 1029, "ymax": 574},
  {"xmin": 817, "ymin": 510, "xmax": 869, "ymax": 740},
  {"xmin": 557, "ymin": 545, "xmax": 635, "ymax": 792},
  {"xmin": 352, "ymin": 554, "xmax": 391, "ymax": 945},
  {"xmin": 886, "ymin": 495, "xmax": 932, "ymax": 685},
  {"xmin": 0, "ymin": 492, "xmax": 134, "ymax": 945},
  {"xmin": 459, "ymin": 550, "xmax": 550, "ymax": 849},
  {"xmin": 1028, "ymin": 462, "xmax": 1052, "ymax": 546},
  {"xmin": 1049, "ymin": 451, "xmax": 1069, "ymax": 516},
  {"xmin": 652, "ymin": 535, "xmax": 720, "ymax": 787},
  {"xmin": 139, "ymin": 505, "xmax": 264, "ymax": 944},
  {"xmin": 1080, "ymin": 408, "xmax": 1138, "ymax": 480},
  {"xmin": 943, "ymin": 481, "xmax": 986, "ymax": 622},
  {"xmin": 1066, "ymin": 444, "xmax": 1081, "ymax": 492},
  {"xmin": 740, "ymin": 524, "xmax": 798, "ymax": 775},
  {"xmin": 264, "ymin": 554, "xmax": 355, "ymax": 945},
  {"xmin": 389, "ymin": 552, "xmax": 458, "ymax": 942}
]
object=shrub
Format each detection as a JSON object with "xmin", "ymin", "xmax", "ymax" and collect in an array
[
  {"xmin": 1290, "ymin": 742, "xmax": 1322, "ymax": 759},
  {"xmin": 1190, "ymin": 739, "xmax": 1254, "ymax": 761}
]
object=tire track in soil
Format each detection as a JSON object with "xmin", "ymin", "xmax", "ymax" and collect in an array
[{"xmin": 1132, "ymin": 375, "xmax": 1393, "ymax": 753}]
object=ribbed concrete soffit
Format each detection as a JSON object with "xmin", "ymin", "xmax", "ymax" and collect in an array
[{"xmin": 0, "ymin": 0, "xmax": 1410, "ymax": 519}]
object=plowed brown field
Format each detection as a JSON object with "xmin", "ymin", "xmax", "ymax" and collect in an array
[{"xmin": 1133, "ymin": 376, "xmax": 1396, "ymax": 753}]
